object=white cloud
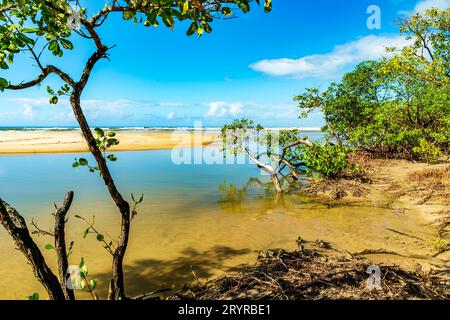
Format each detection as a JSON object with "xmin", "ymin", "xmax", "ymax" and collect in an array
[
  {"xmin": 167, "ymin": 111, "xmax": 175, "ymax": 119},
  {"xmin": 250, "ymin": 35, "xmax": 410, "ymax": 79},
  {"xmin": 202, "ymin": 101, "xmax": 303, "ymax": 122},
  {"xmin": 159, "ymin": 102, "xmax": 186, "ymax": 107},
  {"xmin": 18, "ymin": 105, "xmax": 37, "ymax": 120},
  {"xmin": 205, "ymin": 101, "xmax": 244, "ymax": 118},
  {"xmin": 9, "ymin": 97, "xmax": 61, "ymax": 106},
  {"xmin": 411, "ymin": 0, "xmax": 449, "ymax": 14}
]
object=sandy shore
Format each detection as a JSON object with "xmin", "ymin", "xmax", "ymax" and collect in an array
[{"xmin": 0, "ymin": 130, "xmax": 218, "ymax": 154}]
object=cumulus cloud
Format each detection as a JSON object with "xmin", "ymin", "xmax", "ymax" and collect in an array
[
  {"xmin": 1, "ymin": 98, "xmax": 187, "ymax": 123},
  {"xmin": 159, "ymin": 102, "xmax": 187, "ymax": 107},
  {"xmin": 250, "ymin": 35, "xmax": 410, "ymax": 79},
  {"xmin": 202, "ymin": 101, "xmax": 305, "ymax": 123},
  {"xmin": 205, "ymin": 101, "xmax": 244, "ymax": 118},
  {"xmin": 411, "ymin": 0, "xmax": 449, "ymax": 14},
  {"xmin": 19, "ymin": 105, "xmax": 37, "ymax": 120}
]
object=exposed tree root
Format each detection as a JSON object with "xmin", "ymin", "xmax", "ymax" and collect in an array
[{"xmin": 172, "ymin": 239, "xmax": 449, "ymax": 300}]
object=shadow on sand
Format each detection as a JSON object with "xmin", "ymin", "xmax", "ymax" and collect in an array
[{"xmin": 92, "ymin": 245, "xmax": 254, "ymax": 299}]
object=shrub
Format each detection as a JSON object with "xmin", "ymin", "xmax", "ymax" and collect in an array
[{"xmin": 301, "ymin": 142, "xmax": 352, "ymax": 178}]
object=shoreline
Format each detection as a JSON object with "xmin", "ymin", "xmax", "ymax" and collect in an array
[
  {"xmin": 0, "ymin": 131, "xmax": 218, "ymax": 154},
  {"xmin": 300, "ymin": 157, "xmax": 450, "ymax": 259}
]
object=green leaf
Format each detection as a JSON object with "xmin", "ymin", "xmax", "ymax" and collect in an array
[
  {"xmin": 49, "ymin": 96, "xmax": 58, "ymax": 104},
  {"xmin": 107, "ymin": 138, "xmax": 119, "ymax": 146},
  {"xmin": 78, "ymin": 158, "xmax": 88, "ymax": 166},
  {"xmin": 59, "ymin": 39, "xmax": 73, "ymax": 50},
  {"xmin": 45, "ymin": 244, "xmax": 54, "ymax": 250},
  {"xmin": 107, "ymin": 132, "xmax": 116, "ymax": 137},
  {"xmin": 72, "ymin": 161, "xmax": 79, "ymax": 168},
  {"xmin": 16, "ymin": 33, "xmax": 35, "ymax": 45},
  {"xmin": 26, "ymin": 292, "xmax": 39, "ymax": 300},
  {"xmin": 147, "ymin": 10, "xmax": 158, "ymax": 25},
  {"xmin": 22, "ymin": 28, "xmax": 40, "ymax": 34},
  {"xmin": 161, "ymin": 12, "xmax": 174, "ymax": 30},
  {"xmin": 237, "ymin": 1, "xmax": 250, "ymax": 13},
  {"xmin": 48, "ymin": 40, "xmax": 58, "ymax": 52},
  {"xmin": 89, "ymin": 279, "xmax": 98, "ymax": 289},
  {"xmin": 106, "ymin": 154, "xmax": 118, "ymax": 161},
  {"xmin": 221, "ymin": 7, "xmax": 232, "ymax": 16},
  {"xmin": 264, "ymin": 0, "xmax": 273, "ymax": 13},
  {"xmin": 96, "ymin": 234, "xmax": 104, "ymax": 241},
  {"xmin": 81, "ymin": 265, "xmax": 88, "ymax": 276},
  {"xmin": 94, "ymin": 127, "xmax": 105, "ymax": 138},
  {"xmin": 182, "ymin": 1, "xmax": 190, "ymax": 14},
  {"xmin": 186, "ymin": 22, "xmax": 198, "ymax": 36},
  {"xmin": 203, "ymin": 23, "xmax": 212, "ymax": 33},
  {"xmin": 122, "ymin": 11, "xmax": 134, "ymax": 20},
  {"xmin": 0, "ymin": 77, "xmax": 9, "ymax": 91},
  {"xmin": 197, "ymin": 27, "xmax": 204, "ymax": 38},
  {"xmin": 46, "ymin": 86, "xmax": 55, "ymax": 95}
]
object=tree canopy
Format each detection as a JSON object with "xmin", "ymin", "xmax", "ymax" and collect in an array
[{"xmin": 295, "ymin": 8, "xmax": 449, "ymax": 162}]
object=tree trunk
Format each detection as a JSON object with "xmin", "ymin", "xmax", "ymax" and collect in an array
[
  {"xmin": 271, "ymin": 174, "xmax": 282, "ymax": 193},
  {"xmin": 0, "ymin": 199, "xmax": 66, "ymax": 300},
  {"xmin": 54, "ymin": 191, "xmax": 75, "ymax": 300},
  {"xmin": 69, "ymin": 91, "xmax": 130, "ymax": 300}
]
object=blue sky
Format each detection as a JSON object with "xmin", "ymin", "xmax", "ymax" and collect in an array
[{"xmin": 0, "ymin": 0, "xmax": 448, "ymax": 127}]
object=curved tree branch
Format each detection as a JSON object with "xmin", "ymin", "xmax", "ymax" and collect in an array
[{"xmin": 6, "ymin": 65, "xmax": 76, "ymax": 90}]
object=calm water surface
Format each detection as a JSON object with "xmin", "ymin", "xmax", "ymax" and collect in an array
[{"xmin": 0, "ymin": 145, "xmax": 440, "ymax": 299}]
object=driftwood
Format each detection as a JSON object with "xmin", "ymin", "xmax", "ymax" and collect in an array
[{"xmin": 0, "ymin": 192, "xmax": 75, "ymax": 300}]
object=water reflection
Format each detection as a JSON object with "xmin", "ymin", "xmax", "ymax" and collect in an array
[{"xmin": 0, "ymin": 150, "xmax": 444, "ymax": 299}]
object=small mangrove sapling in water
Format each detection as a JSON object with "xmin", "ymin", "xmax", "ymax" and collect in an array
[{"xmin": 220, "ymin": 119, "xmax": 313, "ymax": 193}]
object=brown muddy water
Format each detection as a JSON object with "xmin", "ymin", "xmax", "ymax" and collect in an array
[{"xmin": 0, "ymin": 148, "xmax": 446, "ymax": 299}]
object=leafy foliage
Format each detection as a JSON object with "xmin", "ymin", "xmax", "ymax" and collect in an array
[
  {"xmin": 300, "ymin": 142, "xmax": 352, "ymax": 178},
  {"xmin": 73, "ymin": 128, "xmax": 119, "ymax": 172},
  {"xmin": 221, "ymin": 119, "xmax": 352, "ymax": 181},
  {"xmin": 26, "ymin": 292, "xmax": 39, "ymax": 300},
  {"xmin": 295, "ymin": 8, "xmax": 450, "ymax": 163}
]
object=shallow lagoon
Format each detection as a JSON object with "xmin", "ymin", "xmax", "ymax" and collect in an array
[{"xmin": 0, "ymin": 146, "xmax": 439, "ymax": 299}]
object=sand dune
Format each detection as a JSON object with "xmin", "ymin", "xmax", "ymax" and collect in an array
[{"xmin": 0, "ymin": 130, "xmax": 218, "ymax": 154}]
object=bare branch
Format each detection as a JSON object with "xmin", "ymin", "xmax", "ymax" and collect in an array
[
  {"xmin": 0, "ymin": 198, "xmax": 65, "ymax": 300},
  {"xmin": 54, "ymin": 191, "xmax": 75, "ymax": 300},
  {"xmin": 6, "ymin": 65, "xmax": 76, "ymax": 90}
]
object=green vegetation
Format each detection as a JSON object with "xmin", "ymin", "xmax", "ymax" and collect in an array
[
  {"xmin": 295, "ymin": 8, "xmax": 449, "ymax": 163},
  {"xmin": 300, "ymin": 142, "xmax": 352, "ymax": 178},
  {"xmin": 223, "ymin": 8, "xmax": 449, "ymax": 188},
  {"xmin": 220, "ymin": 119, "xmax": 354, "ymax": 192}
]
